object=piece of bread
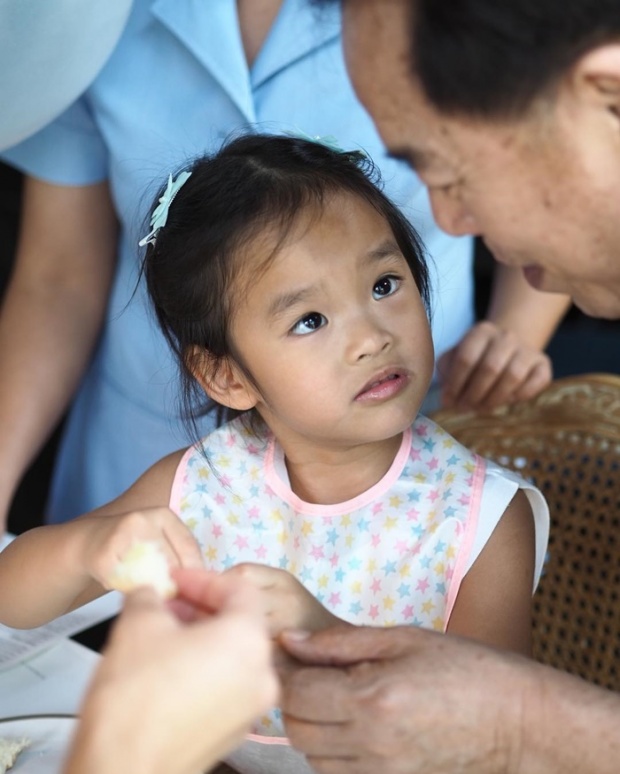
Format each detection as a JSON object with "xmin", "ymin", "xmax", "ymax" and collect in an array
[
  {"xmin": 0, "ymin": 737, "xmax": 30, "ymax": 773},
  {"xmin": 107, "ymin": 540, "xmax": 177, "ymax": 599}
]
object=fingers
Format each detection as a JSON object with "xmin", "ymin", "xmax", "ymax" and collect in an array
[
  {"xmin": 304, "ymin": 756, "xmax": 361, "ymax": 774},
  {"xmin": 102, "ymin": 586, "xmax": 173, "ymax": 661},
  {"xmin": 172, "ymin": 566, "xmax": 262, "ymax": 620},
  {"xmin": 286, "ymin": 716, "xmax": 362, "ymax": 760},
  {"xmin": 439, "ymin": 322, "xmax": 552, "ymax": 410},
  {"xmin": 224, "ymin": 561, "xmax": 278, "ymax": 588},
  {"xmin": 475, "ymin": 351, "xmax": 551, "ymax": 409},
  {"xmin": 160, "ymin": 511, "xmax": 205, "ymax": 570},
  {"xmin": 92, "ymin": 508, "xmax": 203, "ymax": 591},
  {"xmin": 511, "ymin": 358, "xmax": 553, "ymax": 402},
  {"xmin": 281, "ymin": 664, "xmax": 353, "ymax": 722},
  {"xmin": 119, "ymin": 584, "xmax": 162, "ymax": 615},
  {"xmin": 279, "ymin": 624, "xmax": 421, "ymax": 667}
]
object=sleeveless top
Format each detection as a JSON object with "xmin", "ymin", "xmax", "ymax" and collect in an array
[{"xmin": 170, "ymin": 414, "xmax": 549, "ymax": 770}]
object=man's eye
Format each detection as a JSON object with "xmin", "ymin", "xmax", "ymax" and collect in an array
[
  {"xmin": 373, "ymin": 275, "xmax": 400, "ymax": 299},
  {"xmin": 430, "ymin": 179, "xmax": 461, "ymax": 195},
  {"xmin": 290, "ymin": 312, "xmax": 327, "ymax": 335}
]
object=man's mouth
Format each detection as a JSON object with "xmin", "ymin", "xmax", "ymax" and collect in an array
[{"xmin": 522, "ymin": 265, "xmax": 544, "ymax": 289}]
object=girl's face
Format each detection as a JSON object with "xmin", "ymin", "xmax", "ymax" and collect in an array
[{"xmin": 226, "ymin": 192, "xmax": 434, "ymax": 456}]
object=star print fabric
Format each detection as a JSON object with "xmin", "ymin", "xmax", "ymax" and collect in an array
[{"xmin": 170, "ymin": 415, "xmax": 486, "ymax": 737}]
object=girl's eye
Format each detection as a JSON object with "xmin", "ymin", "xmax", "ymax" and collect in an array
[
  {"xmin": 373, "ymin": 275, "xmax": 401, "ymax": 299},
  {"xmin": 290, "ymin": 312, "xmax": 327, "ymax": 336}
]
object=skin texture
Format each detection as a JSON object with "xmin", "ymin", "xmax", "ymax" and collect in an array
[
  {"xmin": 64, "ymin": 570, "xmax": 278, "ymax": 774},
  {"xmin": 342, "ymin": 0, "xmax": 620, "ymax": 319},
  {"xmin": 0, "ymin": 179, "xmax": 117, "ymax": 530},
  {"xmin": 277, "ymin": 624, "xmax": 620, "ymax": 774},
  {"xmin": 437, "ymin": 267, "xmax": 566, "ymax": 411},
  {"xmin": 0, "ymin": 192, "xmax": 535, "ymax": 661},
  {"xmin": 201, "ymin": 193, "xmax": 435, "ymax": 503}
]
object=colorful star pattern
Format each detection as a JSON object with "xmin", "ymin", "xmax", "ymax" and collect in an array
[{"xmin": 174, "ymin": 416, "xmax": 485, "ymax": 738}]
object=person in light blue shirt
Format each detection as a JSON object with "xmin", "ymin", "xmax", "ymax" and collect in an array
[{"xmin": 0, "ymin": 0, "xmax": 567, "ymax": 526}]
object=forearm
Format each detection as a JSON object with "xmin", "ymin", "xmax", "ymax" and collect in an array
[
  {"xmin": 516, "ymin": 661, "xmax": 620, "ymax": 773},
  {"xmin": 486, "ymin": 264, "xmax": 571, "ymax": 350},
  {"xmin": 64, "ymin": 688, "xmax": 171, "ymax": 774},
  {"xmin": 65, "ymin": 686, "xmax": 236, "ymax": 774},
  {"xmin": 0, "ymin": 177, "xmax": 117, "ymax": 530},
  {"xmin": 0, "ymin": 520, "xmax": 103, "ymax": 627},
  {"xmin": 0, "ymin": 278, "xmax": 107, "ymax": 519}
]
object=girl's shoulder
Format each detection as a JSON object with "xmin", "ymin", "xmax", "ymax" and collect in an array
[
  {"xmin": 411, "ymin": 414, "xmax": 481, "ymax": 468},
  {"xmin": 180, "ymin": 416, "xmax": 271, "ymax": 474},
  {"xmin": 98, "ymin": 447, "xmax": 189, "ymax": 516}
]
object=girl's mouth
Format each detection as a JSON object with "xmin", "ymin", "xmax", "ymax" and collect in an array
[{"xmin": 355, "ymin": 371, "xmax": 408, "ymax": 402}]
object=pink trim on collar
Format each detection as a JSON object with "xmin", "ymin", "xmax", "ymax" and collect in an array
[{"xmin": 264, "ymin": 427, "xmax": 412, "ymax": 517}]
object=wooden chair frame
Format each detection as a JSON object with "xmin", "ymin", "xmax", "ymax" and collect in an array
[{"xmin": 432, "ymin": 373, "xmax": 620, "ymax": 690}]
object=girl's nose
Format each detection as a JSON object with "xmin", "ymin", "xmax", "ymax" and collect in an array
[
  {"xmin": 347, "ymin": 318, "xmax": 393, "ymax": 362},
  {"xmin": 428, "ymin": 187, "xmax": 479, "ymax": 237}
]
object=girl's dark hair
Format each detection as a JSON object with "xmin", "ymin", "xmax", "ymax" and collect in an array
[{"xmin": 143, "ymin": 133, "xmax": 429, "ymax": 444}]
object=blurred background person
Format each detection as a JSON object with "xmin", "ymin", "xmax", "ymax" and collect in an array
[{"xmin": 0, "ymin": 0, "xmax": 568, "ymax": 535}]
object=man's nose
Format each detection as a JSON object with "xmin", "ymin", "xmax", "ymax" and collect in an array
[{"xmin": 429, "ymin": 188, "xmax": 479, "ymax": 236}]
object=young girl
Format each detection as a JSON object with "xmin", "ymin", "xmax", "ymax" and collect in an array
[{"xmin": 0, "ymin": 135, "xmax": 548, "ymax": 773}]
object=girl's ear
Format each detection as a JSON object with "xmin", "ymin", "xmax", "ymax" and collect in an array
[{"xmin": 187, "ymin": 347, "xmax": 257, "ymax": 411}]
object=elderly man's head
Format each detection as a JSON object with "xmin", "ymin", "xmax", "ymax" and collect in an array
[{"xmin": 318, "ymin": 0, "xmax": 620, "ymax": 317}]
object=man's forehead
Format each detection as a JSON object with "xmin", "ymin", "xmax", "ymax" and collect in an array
[{"xmin": 344, "ymin": 2, "xmax": 518, "ymax": 173}]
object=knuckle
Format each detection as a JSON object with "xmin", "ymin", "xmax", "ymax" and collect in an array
[
  {"xmin": 360, "ymin": 686, "xmax": 408, "ymax": 757},
  {"xmin": 479, "ymin": 358, "xmax": 504, "ymax": 379},
  {"xmin": 476, "ymin": 320, "xmax": 497, "ymax": 338}
]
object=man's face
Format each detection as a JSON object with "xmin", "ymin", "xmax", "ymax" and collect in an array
[{"xmin": 342, "ymin": 0, "xmax": 620, "ymax": 318}]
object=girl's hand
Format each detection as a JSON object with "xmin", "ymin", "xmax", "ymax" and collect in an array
[
  {"xmin": 224, "ymin": 563, "xmax": 342, "ymax": 636},
  {"xmin": 79, "ymin": 507, "xmax": 204, "ymax": 591}
]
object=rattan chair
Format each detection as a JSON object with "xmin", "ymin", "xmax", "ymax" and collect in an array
[{"xmin": 432, "ymin": 373, "xmax": 620, "ymax": 691}]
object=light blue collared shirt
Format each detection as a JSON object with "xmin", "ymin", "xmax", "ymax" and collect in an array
[{"xmin": 2, "ymin": 0, "xmax": 473, "ymax": 521}]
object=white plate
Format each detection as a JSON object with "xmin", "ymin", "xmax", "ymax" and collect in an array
[{"xmin": 0, "ymin": 715, "xmax": 76, "ymax": 773}]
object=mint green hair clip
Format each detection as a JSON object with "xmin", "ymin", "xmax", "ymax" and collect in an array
[
  {"xmin": 285, "ymin": 129, "xmax": 344, "ymax": 153},
  {"xmin": 139, "ymin": 169, "xmax": 192, "ymax": 248},
  {"xmin": 283, "ymin": 129, "xmax": 367, "ymax": 161}
]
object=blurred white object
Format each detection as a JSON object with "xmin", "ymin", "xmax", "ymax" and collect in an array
[
  {"xmin": 0, "ymin": 0, "xmax": 132, "ymax": 150},
  {"xmin": 108, "ymin": 540, "xmax": 177, "ymax": 599}
]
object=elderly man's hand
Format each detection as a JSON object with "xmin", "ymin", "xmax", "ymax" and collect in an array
[{"xmin": 278, "ymin": 625, "xmax": 529, "ymax": 774}]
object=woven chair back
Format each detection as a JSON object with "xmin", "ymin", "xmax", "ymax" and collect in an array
[{"xmin": 432, "ymin": 373, "xmax": 620, "ymax": 691}]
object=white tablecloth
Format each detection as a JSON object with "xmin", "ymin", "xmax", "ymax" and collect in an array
[{"xmin": 0, "ymin": 533, "xmax": 122, "ymax": 718}]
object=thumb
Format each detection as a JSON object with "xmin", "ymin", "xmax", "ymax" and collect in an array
[
  {"xmin": 279, "ymin": 624, "xmax": 425, "ymax": 666},
  {"xmin": 120, "ymin": 585, "xmax": 163, "ymax": 614}
]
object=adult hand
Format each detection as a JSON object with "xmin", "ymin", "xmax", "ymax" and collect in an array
[
  {"xmin": 225, "ymin": 563, "xmax": 342, "ymax": 636},
  {"xmin": 278, "ymin": 625, "xmax": 529, "ymax": 774},
  {"xmin": 437, "ymin": 320, "xmax": 552, "ymax": 411},
  {"xmin": 65, "ymin": 569, "xmax": 278, "ymax": 774}
]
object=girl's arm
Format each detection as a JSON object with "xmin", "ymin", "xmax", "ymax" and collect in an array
[
  {"xmin": 446, "ymin": 489, "xmax": 536, "ymax": 656},
  {"xmin": 0, "ymin": 450, "xmax": 203, "ymax": 629}
]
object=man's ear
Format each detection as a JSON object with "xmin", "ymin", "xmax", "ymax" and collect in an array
[
  {"xmin": 187, "ymin": 347, "xmax": 257, "ymax": 411},
  {"xmin": 572, "ymin": 45, "xmax": 620, "ymax": 119}
]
